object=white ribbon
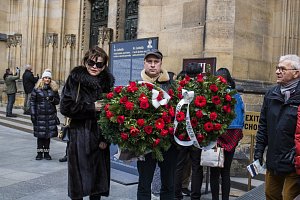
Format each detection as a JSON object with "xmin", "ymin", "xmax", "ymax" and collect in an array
[
  {"xmin": 173, "ymin": 89, "xmax": 216, "ymax": 150},
  {"xmin": 138, "ymin": 81, "xmax": 170, "ymax": 109}
]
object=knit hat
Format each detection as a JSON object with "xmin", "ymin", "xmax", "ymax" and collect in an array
[{"xmin": 42, "ymin": 70, "xmax": 52, "ymax": 79}]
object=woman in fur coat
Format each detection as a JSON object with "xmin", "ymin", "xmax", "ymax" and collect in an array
[
  {"xmin": 30, "ymin": 69, "xmax": 60, "ymax": 160},
  {"xmin": 60, "ymin": 46, "xmax": 115, "ymax": 200}
]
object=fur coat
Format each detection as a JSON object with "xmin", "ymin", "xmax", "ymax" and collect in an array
[{"xmin": 60, "ymin": 66, "xmax": 114, "ymax": 199}]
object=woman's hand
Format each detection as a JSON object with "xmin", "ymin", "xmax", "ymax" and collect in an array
[
  {"xmin": 95, "ymin": 100, "xmax": 103, "ymax": 112},
  {"xmin": 99, "ymin": 142, "xmax": 107, "ymax": 149}
]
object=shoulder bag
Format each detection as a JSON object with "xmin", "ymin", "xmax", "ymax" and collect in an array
[
  {"xmin": 58, "ymin": 82, "xmax": 81, "ymax": 142},
  {"xmin": 200, "ymin": 146, "xmax": 224, "ymax": 168}
]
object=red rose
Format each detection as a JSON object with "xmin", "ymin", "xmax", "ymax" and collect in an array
[
  {"xmin": 125, "ymin": 101, "xmax": 134, "ymax": 110},
  {"xmin": 223, "ymin": 105, "xmax": 231, "ymax": 113},
  {"xmin": 218, "ymin": 76, "xmax": 227, "ymax": 84},
  {"xmin": 212, "ymin": 96, "xmax": 221, "ymax": 105},
  {"xmin": 176, "ymin": 111, "xmax": 185, "ymax": 122},
  {"xmin": 185, "ymin": 75, "xmax": 191, "ymax": 81},
  {"xmin": 155, "ymin": 118, "xmax": 165, "ymax": 129},
  {"xmin": 168, "ymin": 106, "xmax": 175, "ymax": 117},
  {"xmin": 120, "ymin": 96, "xmax": 128, "ymax": 104},
  {"xmin": 162, "ymin": 112, "xmax": 171, "ymax": 123},
  {"xmin": 196, "ymin": 110, "xmax": 203, "ymax": 118},
  {"xmin": 160, "ymin": 129, "xmax": 169, "ymax": 137},
  {"xmin": 139, "ymin": 93, "xmax": 148, "ymax": 102},
  {"xmin": 179, "ymin": 80, "xmax": 187, "ymax": 87},
  {"xmin": 225, "ymin": 94, "xmax": 232, "ymax": 102},
  {"xmin": 120, "ymin": 132, "xmax": 128, "ymax": 140},
  {"xmin": 168, "ymin": 127, "xmax": 174, "ymax": 134},
  {"xmin": 204, "ymin": 122, "xmax": 214, "ymax": 132},
  {"xmin": 105, "ymin": 110, "xmax": 113, "ymax": 119},
  {"xmin": 137, "ymin": 119, "xmax": 145, "ymax": 127},
  {"xmin": 177, "ymin": 93, "xmax": 183, "ymax": 99},
  {"xmin": 214, "ymin": 123, "xmax": 222, "ymax": 131},
  {"xmin": 140, "ymin": 101, "xmax": 150, "ymax": 109},
  {"xmin": 104, "ymin": 104, "xmax": 110, "ymax": 111},
  {"xmin": 117, "ymin": 115, "xmax": 125, "ymax": 124},
  {"xmin": 130, "ymin": 127, "xmax": 140, "ymax": 137},
  {"xmin": 209, "ymin": 112, "xmax": 218, "ymax": 121},
  {"xmin": 194, "ymin": 96, "xmax": 207, "ymax": 108},
  {"xmin": 178, "ymin": 134, "xmax": 185, "ymax": 141},
  {"xmin": 209, "ymin": 84, "xmax": 218, "ymax": 92},
  {"xmin": 157, "ymin": 92, "xmax": 163, "ymax": 101},
  {"xmin": 145, "ymin": 82, "xmax": 154, "ymax": 90},
  {"xmin": 191, "ymin": 118, "xmax": 198, "ymax": 128},
  {"xmin": 127, "ymin": 82, "xmax": 138, "ymax": 92},
  {"xmin": 153, "ymin": 138, "xmax": 160, "ymax": 147},
  {"xmin": 177, "ymin": 86, "xmax": 183, "ymax": 92},
  {"xmin": 114, "ymin": 86, "xmax": 123, "ymax": 93},
  {"xmin": 144, "ymin": 126, "xmax": 153, "ymax": 134},
  {"xmin": 106, "ymin": 92, "xmax": 114, "ymax": 99},
  {"xmin": 196, "ymin": 134, "xmax": 205, "ymax": 143},
  {"xmin": 168, "ymin": 89, "xmax": 174, "ymax": 97},
  {"xmin": 197, "ymin": 74, "xmax": 204, "ymax": 82}
]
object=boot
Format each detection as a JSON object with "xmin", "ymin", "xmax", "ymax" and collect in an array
[
  {"xmin": 59, "ymin": 155, "xmax": 67, "ymax": 162},
  {"xmin": 36, "ymin": 149, "xmax": 43, "ymax": 160},
  {"xmin": 43, "ymin": 149, "xmax": 52, "ymax": 160}
]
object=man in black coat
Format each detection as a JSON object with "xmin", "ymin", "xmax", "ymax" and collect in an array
[
  {"xmin": 254, "ymin": 54, "xmax": 300, "ymax": 200},
  {"xmin": 22, "ymin": 64, "xmax": 39, "ymax": 115}
]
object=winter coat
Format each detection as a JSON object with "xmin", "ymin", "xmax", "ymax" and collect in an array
[
  {"xmin": 22, "ymin": 69, "xmax": 39, "ymax": 94},
  {"xmin": 255, "ymin": 82, "xmax": 300, "ymax": 174},
  {"xmin": 30, "ymin": 79, "xmax": 60, "ymax": 138},
  {"xmin": 5, "ymin": 73, "xmax": 20, "ymax": 94},
  {"xmin": 60, "ymin": 66, "xmax": 115, "ymax": 199}
]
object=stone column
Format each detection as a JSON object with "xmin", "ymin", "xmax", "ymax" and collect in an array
[
  {"xmin": 45, "ymin": 33, "xmax": 58, "ymax": 76},
  {"xmin": 63, "ymin": 34, "xmax": 76, "ymax": 82},
  {"xmin": 98, "ymin": 27, "xmax": 113, "ymax": 53}
]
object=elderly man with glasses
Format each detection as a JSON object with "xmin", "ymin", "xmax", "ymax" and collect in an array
[{"xmin": 254, "ymin": 54, "xmax": 300, "ymax": 200}]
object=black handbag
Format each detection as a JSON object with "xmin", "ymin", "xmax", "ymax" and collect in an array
[
  {"xmin": 58, "ymin": 82, "xmax": 80, "ymax": 142},
  {"xmin": 58, "ymin": 117, "xmax": 71, "ymax": 142}
]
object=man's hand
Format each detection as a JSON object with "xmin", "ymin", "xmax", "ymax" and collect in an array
[{"xmin": 254, "ymin": 151, "xmax": 263, "ymax": 166}]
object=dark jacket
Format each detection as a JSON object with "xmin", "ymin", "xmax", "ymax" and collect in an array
[
  {"xmin": 30, "ymin": 80, "xmax": 60, "ymax": 138},
  {"xmin": 60, "ymin": 66, "xmax": 114, "ymax": 199},
  {"xmin": 255, "ymin": 82, "xmax": 300, "ymax": 174},
  {"xmin": 23, "ymin": 69, "xmax": 38, "ymax": 94}
]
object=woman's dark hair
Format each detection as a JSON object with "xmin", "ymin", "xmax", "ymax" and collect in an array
[
  {"xmin": 216, "ymin": 68, "xmax": 236, "ymax": 89},
  {"xmin": 83, "ymin": 45, "xmax": 109, "ymax": 67},
  {"xmin": 3, "ymin": 68, "xmax": 10, "ymax": 80}
]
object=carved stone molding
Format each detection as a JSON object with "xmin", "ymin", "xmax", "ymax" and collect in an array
[
  {"xmin": 98, "ymin": 27, "xmax": 113, "ymax": 45},
  {"xmin": 64, "ymin": 34, "xmax": 76, "ymax": 47},
  {"xmin": 45, "ymin": 33, "xmax": 58, "ymax": 47},
  {"xmin": 116, "ymin": 0, "xmax": 121, "ymax": 41},
  {"xmin": 15, "ymin": 34, "xmax": 22, "ymax": 46},
  {"xmin": 7, "ymin": 33, "xmax": 22, "ymax": 47}
]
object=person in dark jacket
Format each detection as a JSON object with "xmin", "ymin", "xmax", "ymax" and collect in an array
[
  {"xmin": 4, "ymin": 67, "xmax": 20, "ymax": 117},
  {"xmin": 30, "ymin": 69, "xmax": 60, "ymax": 160},
  {"xmin": 210, "ymin": 68, "xmax": 244, "ymax": 200},
  {"xmin": 174, "ymin": 66, "xmax": 203, "ymax": 200},
  {"xmin": 60, "ymin": 46, "xmax": 114, "ymax": 200},
  {"xmin": 137, "ymin": 49, "xmax": 178, "ymax": 200},
  {"xmin": 22, "ymin": 64, "xmax": 39, "ymax": 115},
  {"xmin": 254, "ymin": 54, "xmax": 300, "ymax": 200}
]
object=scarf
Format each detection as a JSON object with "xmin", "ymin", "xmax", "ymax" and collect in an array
[{"xmin": 280, "ymin": 79, "xmax": 300, "ymax": 102}]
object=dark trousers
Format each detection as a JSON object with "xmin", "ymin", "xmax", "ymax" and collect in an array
[
  {"xmin": 174, "ymin": 147, "xmax": 203, "ymax": 200},
  {"xmin": 72, "ymin": 194, "xmax": 101, "ymax": 200},
  {"xmin": 6, "ymin": 93, "xmax": 16, "ymax": 115},
  {"xmin": 37, "ymin": 138, "xmax": 50, "ymax": 151},
  {"xmin": 210, "ymin": 150, "xmax": 235, "ymax": 200},
  {"xmin": 137, "ymin": 145, "xmax": 178, "ymax": 200},
  {"xmin": 23, "ymin": 93, "xmax": 31, "ymax": 112}
]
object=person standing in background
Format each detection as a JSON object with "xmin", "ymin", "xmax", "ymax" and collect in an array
[
  {"xmin": 30, "ymin": 69, "xmax": 60, "ymax": 160},
  {"xmin": 209, "ymin": 68, "xmax": 244, "ymax": 200},
  {"xmin": 22, "ymin": 64, "xmax": 39, "ymax": 115},
  {"xmin": 3, "ymin": 67, "xmax": 20, "ymax": 117}
]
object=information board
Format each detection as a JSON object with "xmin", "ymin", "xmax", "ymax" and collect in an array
[
  {"xmin": 110, "ymin": 37, "xmax": 158, "ymax": 86},
  {"xmin": 243, "ymin": 111, "xmax": 260, "ymax": 135}
]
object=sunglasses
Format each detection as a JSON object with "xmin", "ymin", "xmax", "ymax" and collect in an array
[{"xmin": 87, "ymin": 59, "xmax": 105, "ymax": 69}]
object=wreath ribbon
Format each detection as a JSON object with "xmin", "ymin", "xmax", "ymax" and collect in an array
[{"xmin": 173, "ymin": 89, "xmax": 217, "ymax": 150}]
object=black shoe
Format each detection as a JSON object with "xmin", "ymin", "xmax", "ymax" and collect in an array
[
  {"xmin": 36, "ymin": 153, "xmax": 43, "ymax": 160},
  {"xmin": 181, "ymin": 188, "xmax": 191, "ymax": 196},
  {"xmin": 23, "ymin": 111, "xmax": 31, "ymax": 115},
  {"xmin": 44, "ymin": 153, "xmax": 52, "ymax": 160},
  {"xmin": 59, "ymin": 155, "xmax": 67, "ymax": 162},
  {"xmin": 6, "ymin": 114, "xmax": 17, "ymax": 117}
]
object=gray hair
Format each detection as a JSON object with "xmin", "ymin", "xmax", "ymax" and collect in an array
[
  {"xmin": 279, "ymin": 54, "xmax": 300, "ymax": 70},
  {"xmin": 24, "ymin": 64, "xmax": 32, "ymax": 70}
]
